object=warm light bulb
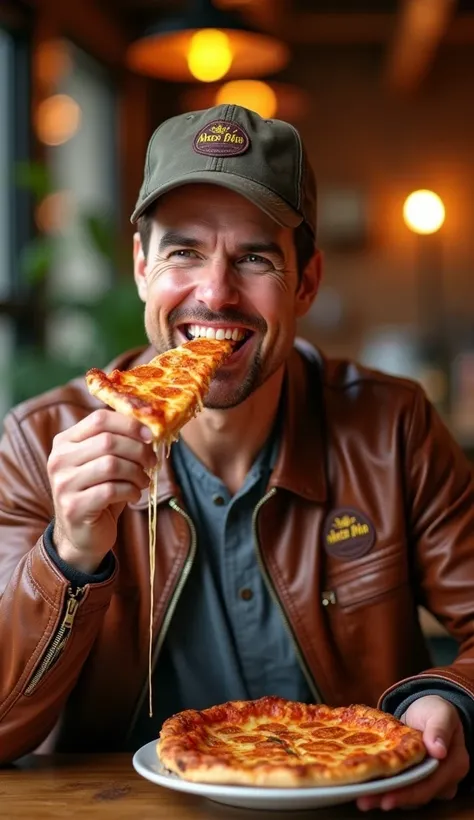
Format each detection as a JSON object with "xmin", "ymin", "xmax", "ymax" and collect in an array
[
  {"xmin": 187, "ymin": 29, "xmax": 233, "ymax": 82},
  {"xmin": 216, "ymin": 80, "xmax": 277, "ymax": 118},
  {"xmin": 403, "ymin": 189, "xmax": 445, "ymax": 235},
  {"xmin": 35, "ymin": 94, "xmax": 81, "ymax": 146}
]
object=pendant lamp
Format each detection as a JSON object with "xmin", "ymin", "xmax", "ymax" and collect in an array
[{"xmin": 126, "ymin": 0, "xmax": 290, "ymax": 83}]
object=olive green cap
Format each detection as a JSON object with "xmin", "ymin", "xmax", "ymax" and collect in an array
[{"xmin": 131, "ymin": 103, "xmax": 316, "ymax": 238}]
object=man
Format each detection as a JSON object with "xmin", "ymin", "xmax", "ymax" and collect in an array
[{"xmin": 0, "ymin": 104, "xmax": 472, "ymax": 811}]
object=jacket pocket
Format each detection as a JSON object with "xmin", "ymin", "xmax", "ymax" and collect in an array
[{"xmin": 324, "ymin": 545, "xmax": 409, "ymax": 612}]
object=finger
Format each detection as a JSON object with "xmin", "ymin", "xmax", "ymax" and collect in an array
[
  {"xmin": 357, "ymin": 764, "xmax": 444, "ymax": 811},
  {"xmin": 50, "ymin": 431, "xmax": 156, "ymax": 472},
  {"xmin": 55, "ymin": 456, "xmax": 150, "ymax": 496},
  {"xmin": 61, "ymin": 481, "xmax": 143, "ymax": 523},
  {"xmin": 57, "ymin": 408, "xmax": 153, "ymax": 445},
  {"xmin": 423, "ymin": 706, "xmax": 458, "ymax": 759}
]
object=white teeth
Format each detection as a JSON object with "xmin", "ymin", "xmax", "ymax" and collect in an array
[{"xmin": 187, "ymin": 325, "xmax": 247, "ymax": 341}]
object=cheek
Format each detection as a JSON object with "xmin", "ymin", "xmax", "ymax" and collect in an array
[
  {"xmin": 250, "ymin": 282, "xmax": 294, "ymax": 326},
  {"xmin": 146, "ymin": 268, "xmax": 193, "ymax": 309}
]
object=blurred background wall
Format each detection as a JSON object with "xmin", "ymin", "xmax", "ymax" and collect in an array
[{"xmin": 1, "ymin": 2, "xmax": 474, "ymax": 650}]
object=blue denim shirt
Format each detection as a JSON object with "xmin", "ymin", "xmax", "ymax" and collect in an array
[{"xmin": 129, "ymin": 431, "xmax": 313, "ymax": 746}]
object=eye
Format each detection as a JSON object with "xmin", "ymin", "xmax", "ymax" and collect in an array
[
  {"xmin": 239, "ymin": 254, "xmax": 274, "ymax": 270},
  {"xmin": 169, "ymin": 249, "xmax": 198, "ymax": 259}
]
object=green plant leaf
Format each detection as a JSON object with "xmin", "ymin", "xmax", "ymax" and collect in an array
[
  {"xmin": 19, "ymin": 236, "xmax": 56, "ymax": 283},
  {"xmin": 15, "ymin": 161, "xmax": 53, "ymax": 200}
]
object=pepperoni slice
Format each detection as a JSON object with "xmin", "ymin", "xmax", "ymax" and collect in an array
[
  {"xmin": 300, "ymin": 741, "xmax": 344, "ymax": 753},
  {"xmin": 217, "ymin": 726, "xmax": 242, "ymax": 735},
  {"xmin": 231, "ymin": 735, "xmax": 260, "ymax": 744},
  {"xmin": 343, "ymin": 732, "xmax": 381, "ymax": 746},
  {"xmin": 311, "ymin": 727, "xmax": 347, "ymax": 739}
]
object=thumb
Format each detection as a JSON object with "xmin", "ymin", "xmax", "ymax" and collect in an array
[{"xmin": 422, "ymin": 704, "xmax": 458, "ymax": 759}]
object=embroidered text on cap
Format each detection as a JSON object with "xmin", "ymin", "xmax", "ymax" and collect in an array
[{"xmin": 193, "ymin": 120, "xmax": 250, "ymax": 157}]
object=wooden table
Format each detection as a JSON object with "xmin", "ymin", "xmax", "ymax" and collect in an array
[{"xmin": 0, "ymin": 754, "xmax": 472, "ymax": 819}]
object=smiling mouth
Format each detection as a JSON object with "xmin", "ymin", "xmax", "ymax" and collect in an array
[{"xmin": 179, "ymin": 324, "xmax": 253, "ymax": 352}]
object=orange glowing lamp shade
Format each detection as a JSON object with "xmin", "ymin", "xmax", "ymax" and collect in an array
[
  {"xmin": 187, "ymin": 29, "xmax": 233, "ymax": 82},
  {"xmin": 403, "ymin": 190, "xmax": 445, "ymax": 235},
  {"xmin": 215, "ymin": 80, "xmax": 277, "ymax": 118},
  {"xmin": 126, "ymin": 0, "xmax": 289, "ymax": 83},
  {"xmin": 35, "ymin": 94, "xmax": 81, "ymax": 146}
]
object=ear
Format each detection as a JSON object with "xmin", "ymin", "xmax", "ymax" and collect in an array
[
  {"xmin": 133, "ymin": 232, "xmax": 148, "ymax": 302},
  {"xmin": 295, "ymin": 249, "xmax": 322, "ymax": 318}
]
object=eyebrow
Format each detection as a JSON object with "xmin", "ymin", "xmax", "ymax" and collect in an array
[
  {"xmin": 158, "ymin": 232, "xmax": 200, "ymax": 254},
  {"xmin": 158, "ymin": 232, "xmax": 286, "ymax": 264}
]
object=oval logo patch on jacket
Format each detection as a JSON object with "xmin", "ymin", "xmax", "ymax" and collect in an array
[{"xmin": 323, "ymin": 508, "xmax": 375, "ymax": 560}]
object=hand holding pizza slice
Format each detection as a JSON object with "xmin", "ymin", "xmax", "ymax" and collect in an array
[{"xmin": 85, "ymin": 337, "xmax": 233, "ymax": 717}]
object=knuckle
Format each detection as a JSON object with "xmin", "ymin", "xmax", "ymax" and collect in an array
[
  {"xmin": 52, "ymin": 474, "xmax": 69, "ymax": 497},
  {"xmin": 99, "ymin": 431, "xmax": 115, "ymax": 453},
  {"xmin": 91, "ymin": 408, "xmax": 109, "ymax": 430},
  {"xmin": 98, "ymin": 483, "xmax": 115, "ymax": 505},
  {"xmin": 102, "ymin": 454, "xmax": 117, "ymax": 478},
  {"xmin": 61, "ymin": 496, "xmax": 77, "ymax": 520},
  {"xmin": 47, "ymin": 451, "xmax": 61, "ymax": 475}
]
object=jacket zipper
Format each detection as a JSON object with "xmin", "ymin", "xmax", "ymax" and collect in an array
[
  {"xmin": 252, "ymin": 487, "xmax": 322, "ymax": 703},
  {"xmin": 126, "ymin": 496, "xmax": 198, "ymax": 740},
  {"xmin": 127, "ymin": 487, "xmax": 322, "ymax": 738},
  {"xmin": 25, "ymin": 585, "xmax": 85, "ymax": 695}
]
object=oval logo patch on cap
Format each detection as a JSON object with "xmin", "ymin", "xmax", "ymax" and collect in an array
[
  {"xmin": 323, "ymin": 508, "xmax": 375, "ymax": 560},
  {"xmin": 193, "ymin": 119, "xmax": 250, "ymax": 157}
]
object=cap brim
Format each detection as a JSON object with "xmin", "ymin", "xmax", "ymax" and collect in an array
[{"xmin": 130, "ymin": 170, "xmax": 303, "ymax": 229}]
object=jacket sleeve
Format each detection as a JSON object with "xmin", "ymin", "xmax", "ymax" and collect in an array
[
  {"xmin": 0, "ymin": 409, "xmax": 117, "ymax": 764},
  {"xmin": 379, "ymin": 385, "xmax": 474, "ymax": 706}
]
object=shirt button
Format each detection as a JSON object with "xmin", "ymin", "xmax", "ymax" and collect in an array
[
  {"xmin": 239, "ymin": 588, "xmax": 253, "ymax": 601},
  {"xmin": 212, "ymin": 494, "xmax": 226, "ymax": 506}
]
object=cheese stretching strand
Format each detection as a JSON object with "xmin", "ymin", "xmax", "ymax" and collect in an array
[{"xmin": 85, "ymin": 338, "xmax": 234, "ymax": 717}]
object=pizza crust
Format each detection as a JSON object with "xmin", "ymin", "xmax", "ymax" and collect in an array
[{"xmin": 157, "ymin": 696, "xmax": 426, "ymax": 788}]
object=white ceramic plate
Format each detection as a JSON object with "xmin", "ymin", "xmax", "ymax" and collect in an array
[{"xmin": 132, "ymin": 741, "xmax": 438, "ymax": 810}]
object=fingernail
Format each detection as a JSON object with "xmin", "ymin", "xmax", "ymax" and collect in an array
[
  {"xmin": 141, "ymin": 426, "xmax": 153, "ymax": 443},
  {"xmin": 435, "ymin": 737, "xmax": 447, "ymax": 752}
]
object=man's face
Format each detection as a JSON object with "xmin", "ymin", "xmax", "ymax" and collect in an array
[{"xmin": 134, "ymin": 184, "xmax": 319, "ymax": 409}]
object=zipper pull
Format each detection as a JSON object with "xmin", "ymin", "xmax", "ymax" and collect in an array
[
  {"xmin": 62, "ymin": 587, "xmax": 84, "ymax": 629},
  {"xmin": 321, "ymin": 590, "xmax": 337, "ymax": 606}
]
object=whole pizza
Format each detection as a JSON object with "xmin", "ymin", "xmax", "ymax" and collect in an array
[{"xmin": 157, "ymin": 696, "xmax": 426, "ymax": 788}]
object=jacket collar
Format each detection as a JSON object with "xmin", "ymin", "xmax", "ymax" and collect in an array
[
  {"xmin": 268, "ymin": 341, "xmax": 327, "ymax": 503},
  {"xmin": 127, "ymin": 339, "xmax": 328, "ymax": 510}
]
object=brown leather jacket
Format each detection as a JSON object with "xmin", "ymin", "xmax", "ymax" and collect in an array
[{"xmin": 1, "ymin": 341, "xmax": 474, "ymax": 763}]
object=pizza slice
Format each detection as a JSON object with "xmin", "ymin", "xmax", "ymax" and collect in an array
[
  {"xmin": 85, "ymin": 337, "xmax": 233, "ymax": 444},
  {"xmin": 85, "ymin": 337, "xmax": 233, "ymax": 717},
  {"xmin": 157, "ymin": 696, "xmax": 427, "ymax": 788}
]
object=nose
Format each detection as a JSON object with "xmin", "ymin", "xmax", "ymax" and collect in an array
[{"xmin": 194, "ymin": 260, "xmax": 239, "ymax": 312}]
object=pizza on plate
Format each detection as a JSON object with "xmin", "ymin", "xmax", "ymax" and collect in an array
[{"xmin": 157, "ymin": 696, "xmax": 426, "ymax": 788}]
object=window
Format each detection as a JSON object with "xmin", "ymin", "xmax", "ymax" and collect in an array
[{"xmin": 45, "ymin": 43, "xmax": 119, "ymax": 367}]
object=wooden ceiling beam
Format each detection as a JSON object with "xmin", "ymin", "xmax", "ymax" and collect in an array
[
  {"xmin": 269, "ymin": 13, "xmax": 396, "ymax": 44},
  {"xmin": 384, "ymin": 0, "xmax": 457, "ymax": 93}
]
